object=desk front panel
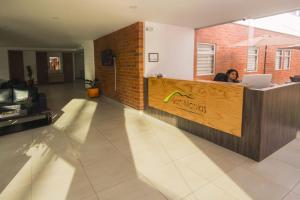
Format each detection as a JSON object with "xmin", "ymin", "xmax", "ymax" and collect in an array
[{"xmin": 148, "ymin": 78, "xmax": 244, "ymax": 137}]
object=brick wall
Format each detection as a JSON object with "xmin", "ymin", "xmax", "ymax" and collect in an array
[
  {"xmin": 94, "ymin": 22, "xmax": 144, "ymax": 110},
  {"xmin": 195, "ymin": 23, "xmax": 300, "ymax": 84}
]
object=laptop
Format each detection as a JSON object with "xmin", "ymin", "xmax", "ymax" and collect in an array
[{"xmin": 242, "ymin": 74, "xmax": 272, "ymax": 89}]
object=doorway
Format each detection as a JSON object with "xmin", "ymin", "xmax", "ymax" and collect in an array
[{"xmin": 8, "ymin": 50, "xmax": 24, "ymax": 81}]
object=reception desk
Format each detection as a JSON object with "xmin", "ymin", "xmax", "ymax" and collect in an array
[{"xmin": 144, "ymin": 77, "xmax": 300, "ymax": 161}]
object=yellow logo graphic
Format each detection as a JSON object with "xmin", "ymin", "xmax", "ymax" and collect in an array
[{"xmin": 163, "ymin": 90, "xmax": 193, "ymax": 103}]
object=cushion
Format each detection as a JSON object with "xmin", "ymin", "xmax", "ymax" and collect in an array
[
  {"xmin": 0, "ymin": 89, "xmax": 12, "ymax": 104},
  {"xmin": 13, "ymin": 89, "xmax": 29, "ymax": 103},
  {"xmin": 0, "ymin": 79, "xmax": 7, "ymax": 87}
]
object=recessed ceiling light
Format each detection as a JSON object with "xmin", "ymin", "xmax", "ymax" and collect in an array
[{"xmin": 129, "ymin": 5, "xmax": 138, "ymax": 9}]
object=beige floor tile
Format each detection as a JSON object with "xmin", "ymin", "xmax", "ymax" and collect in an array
[
  {"xmin": 142, "ymin": 191, "xmax": 168, "ymax": 200},
  {"xmin": 0, "ymin": 184, "xmax": 31, "ymax": 200},
  {"xmin": 292, "ymin": 181, "xmax": 300, "ymax": 195},
  {"xmin": 140, "ymin": 163, "xmax": 193, "ymax": 200},
  {"xmin": 173, "ymin": 162, "xmax": 208, "ymax": 192},
  {"xmin": 83, "ymin": 156, "xmax": 138, "ymax": 193},
  {"xmin": 101, "ymin": 124, "xmax": 157, "ymax": 150},
  {"xmin": 93, "ymin": 118, "xmax": 127, "ymax": 132},
  {"xmin": 241, "ymin": 157, "xmax": 300, "ymax": 189},
  {"xmin": 78, "ymin": 144, "xmax": 128, "ymax": 169},
  {"xmin": 181, "ymin": 194, "xmax": 197, "ymax": 200},
  {"xmin": 34, "ymin": 136, "xmax": 74, "ymax": 155},
  {"xmin": 64, "ymin": 125, "xmax": 100, "ymax": 145},
  {"xmin": 284, "ymin": 139, "xmax": 300, "ymax": 151},
  {"xmin": 283, "ymin": 192, "xmax": 300, "ymax": 200},
  {"xmin": 121, "ymin": 136, "xmax": 172, "ymax": 171},
  {"xmin": 0, "ymin": 154, "xmax": 31, "ymax": 190},
  {"xmin": 186, "ymin": 184, "xmax": 237, "ymax": 200},
  {"xmin": 153, "ymin": 129, "xmax": 203, "ymax": 161},
  {"xmin": 271, "ymin": 147, "xmax": 300, "ymax": 169},
  {"xmin": 31, "ymin": 157, "xmax": 95, "ymax": 200},
  {"xmin": 0, "ymin": 131, "xmax": 33, "ymax": 157},
  {"xmin": 202, "ymin": 143, "xmax": 248, "ymax": 165},
  {"xmin": 98, "ymin": 176, "xmax": 159, "ymax": 200},
  {"xmin": 70, "ymin": 131, "xmax": 126, "ymax": 168},
  {"xmin": 178, "ymin": 151, "xmax": 240, "ymax": 181},
  {"xmin": 80, "ymin": 195, "xmax": 99, "ymax": 200},
  {"xmin": 67, "ymin": 127, "xmax": 106, "ymax": 149},
  {"xmin": 0, "ymin": 159, "xmax": 32, "ymax": 200},
  {"xmin": 213, "ymin": 166, "xmax": 289, "ymax": 200}
]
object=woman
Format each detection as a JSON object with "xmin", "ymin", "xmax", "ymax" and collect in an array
[
  {"xmin": 225, "ymin": 69, "xmax": 240, "ymax": 83},
  {"xmin": 214, "ymin": 68, "xmax": 240, "ymax": 83}
]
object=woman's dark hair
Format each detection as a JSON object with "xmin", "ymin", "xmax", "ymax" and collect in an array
[{"xmin": 226, "ymin": 68, "xmax": 239, "ymax": 80}]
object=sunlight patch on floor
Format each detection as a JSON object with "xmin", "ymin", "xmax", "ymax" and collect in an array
[
  {"xmin": 0, "ymin": 157, "xmax": 32, "ymax": 200},
  {"xmin": 31, "ymin": 145, "xmax": 75, "ymax": 200},
  {"xmin": 53, "ymin": 99, "xmax": 97, "ymax": 144}
]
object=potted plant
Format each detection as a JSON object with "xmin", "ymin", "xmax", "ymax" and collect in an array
[
  {"xmin": 85, "ymin": 79, "xmax": 100, "ymax": 97},
  {"xmin": 26, "ymin": 65, "xmax": 34, "ymax": 86}
]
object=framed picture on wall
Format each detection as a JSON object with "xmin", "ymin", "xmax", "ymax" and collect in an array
[{"xmin": 148, "ymin": 53, "xmax": 159, "ymax": 62}]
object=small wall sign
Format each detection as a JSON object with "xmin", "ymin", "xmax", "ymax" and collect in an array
[{"xmin": 148, "ymin": 53, "xmax": 159, "ymax": 62}]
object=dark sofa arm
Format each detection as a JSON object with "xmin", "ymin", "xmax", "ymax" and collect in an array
[
  {"xmin": 37, "ymin": 93, "xmax": 48, "ymax": 112},
  {"xmin": 30, "ymin": 93, "xmax": 48, "ymax": 113}
]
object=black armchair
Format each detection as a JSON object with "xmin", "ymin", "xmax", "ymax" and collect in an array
[{"xmin": 0, "ymin": 80, "xmax": 47, "ymax": 114}]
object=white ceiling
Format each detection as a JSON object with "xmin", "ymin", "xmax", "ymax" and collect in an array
[{"xmin": 1, "ymin": 0, "xmax": 300, "ymax": 48}]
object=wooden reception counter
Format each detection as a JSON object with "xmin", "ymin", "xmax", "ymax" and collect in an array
[{"xmin": 144, "ymin": 77, "xmax": 300, "ymax": 161}]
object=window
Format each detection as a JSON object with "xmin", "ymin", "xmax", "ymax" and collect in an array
[
  {"xmin": 197, "ymin": 43, "xmax": 215, "ymax": 75},
  {"xmin": 275, "ymin": 50, "xmax": 283, "ymax": 70},
  {"xmin": 247, "ymin": 47, "xmax": 258, "ymax": 71},
  {"xmin": 275, "ymin": 49, "xmax": 291, "ymax": 70},
  {"xmin": 283, "ymin": 50, "xmax": 291, "ymax": 69}
]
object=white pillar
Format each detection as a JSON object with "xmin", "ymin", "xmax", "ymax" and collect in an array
[{"xmin": 82, "ymin": 41, "xmax": 95, "ymax": 84}]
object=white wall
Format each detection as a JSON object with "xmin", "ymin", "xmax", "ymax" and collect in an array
[
  {"xmin": 23, "ymin": 51, "xmax": 37, "ymax": 82},
  {"xmin": 82, "ymin": 40, "xmax": 95, "ymax": 81},
  {"xmin": 74, "ymin": 50, "xmax": 84, "ymax": 79},
  {"xmin": 144, "ymin": 22, "xmax": 195, "ymax": 80},
  {"xmin": 0, "ymin": 48, "xmax": 9, "ymax": 80}
]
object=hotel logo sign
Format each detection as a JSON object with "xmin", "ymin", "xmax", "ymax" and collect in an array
[{"xmin": 163, "ymin": 90, "xmax": 207, "ymax": 116}]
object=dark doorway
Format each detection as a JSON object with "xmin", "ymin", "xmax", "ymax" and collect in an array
[
  {"xmin": 63, "ymin": 52, "xmax": 74, "ymax": 82},
  {"xmin": 36, "ymin": 51, "xmax": 49, "ymax": 84},
  {"xmin": 8, "ymin": 50, "xmax": 24, "ymax": 81}
]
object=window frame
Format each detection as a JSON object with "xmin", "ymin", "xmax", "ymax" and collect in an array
[
  {"xmin": 283, "ymin": 49, "xmax": 291, "ymax": 70},
  {"xmin": 275, "ymin": 49, "xmax": 292, "ymax": 70},
  {"xmin": 275, "ymin": 49, "xmax": 283, "ymax": 70},
  {"xmin": 196, "ymin": 43, "xmax": 216, "ymax": 76},
  {"xmin": 246, "ymin": 46, "xmax": 259, "ymax": 72}
]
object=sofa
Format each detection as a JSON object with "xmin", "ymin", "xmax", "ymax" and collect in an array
[{"xmin": 0, "ymin": 80, "xmax": 47, "ymax": 115}]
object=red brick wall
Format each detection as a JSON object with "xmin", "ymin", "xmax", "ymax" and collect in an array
[
  {"xmin": 94, "ymin": 22, "xmax": 144, "ymax": 110},
  {"xmin": 195, "ymin": 23, "xmax": 300, "ymax": 84}
]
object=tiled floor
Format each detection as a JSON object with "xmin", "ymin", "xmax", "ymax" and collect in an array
[{"xmin": 1, "ymin": 82, "xmax": 300, "ymax": 200}]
